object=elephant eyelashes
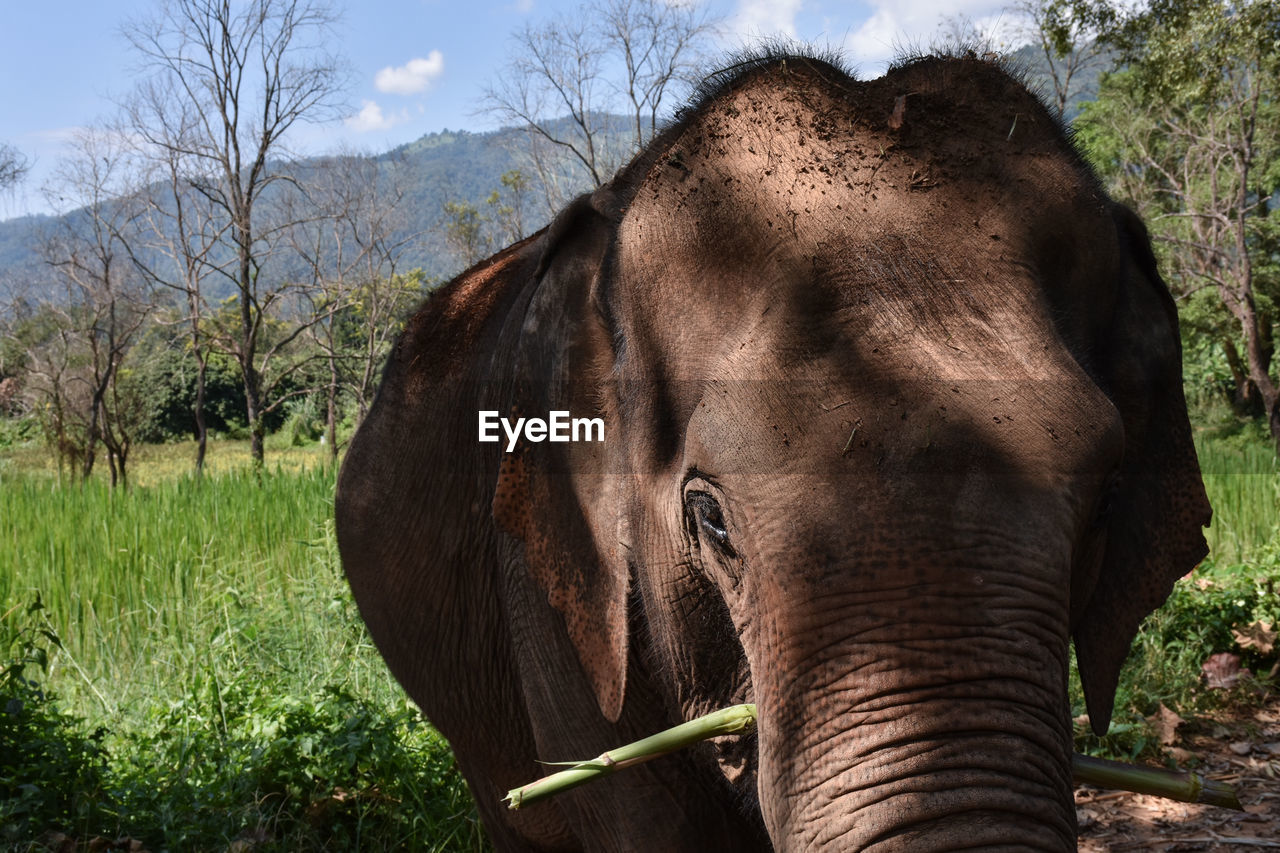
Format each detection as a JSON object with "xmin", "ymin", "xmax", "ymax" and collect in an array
[{"xmin": 685, "ymin": 490, "xmax": 736, "ymax": 556}]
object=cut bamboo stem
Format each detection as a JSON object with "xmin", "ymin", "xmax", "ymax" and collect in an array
[
  {"xmin": 1071, "ymin": 753, "xmax": 1241, "ymax": 810},
  {"xmin": 505, "ymin": 703, "xmax": 1242, "ymax": 812},
  {"xmin": 504, "ymin": 704, "xmax": 757, "ymax": 809}
]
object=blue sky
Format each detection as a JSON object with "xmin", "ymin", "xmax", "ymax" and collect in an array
[{"xmin": 0, "ymin": 0, "xmax": 1017, "ymax": 219}]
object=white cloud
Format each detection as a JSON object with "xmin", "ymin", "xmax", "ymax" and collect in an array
[
  {"xmin": 841, "ymin": 0, "xmax": 1014, "ymax": 71},
  {"xmin": 731, "ymin": 0, "xmax": 803, "ymax": 39},
  {"xmin": 344, "ymin": 100, "xmax": 407, "ymax": 132},
  {"xmin": 374, "ymin": 51, "xmax": 445, "ymax": 95}
]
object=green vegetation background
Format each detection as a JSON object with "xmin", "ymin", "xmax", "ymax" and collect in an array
[{"xmin": 0, "ymin": 443, "xmax": 484, "ymax": 851}]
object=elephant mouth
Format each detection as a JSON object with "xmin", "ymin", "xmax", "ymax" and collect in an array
[
  {"xmin": 712, "ymin": 725, "xmax": 759, "ymax": 795},
  {"xmin": 709, "ymin": 663, "xmax": 759, "ymax": 806}
]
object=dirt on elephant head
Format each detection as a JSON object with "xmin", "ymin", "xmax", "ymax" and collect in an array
[{"xmin": 610, "ymin": 52, "xmax": 1101, "ymax": 264}]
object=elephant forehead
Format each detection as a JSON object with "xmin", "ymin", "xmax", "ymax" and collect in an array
[{"xmin": 613, "ymin": 57, "xmax": 1110, "ymax": 325}]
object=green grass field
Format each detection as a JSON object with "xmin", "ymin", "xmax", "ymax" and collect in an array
[
  {"xmin": 1, "ymin": 441, "xmax": 485, "ymax": 851},
  {"xmin": 1194, "ymin": 429, "xmax": 1280, "ymax": 565},
  {"xmin": 1, "ymin": 425, "xmax": 1277, "ymax": 849}
]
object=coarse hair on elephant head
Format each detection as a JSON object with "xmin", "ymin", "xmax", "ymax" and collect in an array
[{"xmin": 335, "ymin": 50, "xmax": 1210, "ymax": 853}]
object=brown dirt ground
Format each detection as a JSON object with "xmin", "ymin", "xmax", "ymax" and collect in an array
[{"xmin": 1077, "ymin": 696, "xmax": 1280, "ymax": 851}]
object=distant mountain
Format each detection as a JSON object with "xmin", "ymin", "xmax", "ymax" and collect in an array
[
  {"xmin": 0, "ymin": 215, "xmax": 55, "ymax": 301},
  {"xmin": 0, "ymin": 122, "xmax": 609, "ymax": 306}
]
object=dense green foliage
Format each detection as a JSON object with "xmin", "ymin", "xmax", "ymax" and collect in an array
[
  {"xmin": 1, "ymin": 598, "xmax": 110, "ymax": 847},
  {"xmin": 1075, "ymin": 0, "xmax": 1280, "ymax": 443},
  {"xmin": 121, "ymin": 340, "xmax": 271, "ymax": 444},
  {"xmin": 0, "ymin": 453, "xmax": 484, "ymax": 851}
]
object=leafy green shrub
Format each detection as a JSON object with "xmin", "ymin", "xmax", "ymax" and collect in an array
[
  {"xmin": 0, "ymin": 416, "xmax": 38, "ymax": 453},
  {"xmin": 282, "ymin": 395, "xmax": 324, "ymax": 447},
  {"xmin": 0, "ymin": 474, "xmax": 487, "ymax": 853},
  {"xmin": 1072, "ymin": 560, "xmax": 1280, "ymax": 760},
  {"xmin": 0, "ymin": 597, "xmax": 111, "ymax": 848},
  {"xmin": 113, "ymin": 676, "xmax": 483, "ymax": 851},
  {"xmin": 124, "ymin": 341, "xmax": 255, "ymax": 443},
  {"xmin": 0, "ymin": 596, "xmax": 484, "ymax": 851},
  {"xmin": 125, "ymin": 333, "xmax": 317, "ymax": 445}
]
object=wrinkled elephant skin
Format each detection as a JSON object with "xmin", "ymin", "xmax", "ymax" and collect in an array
[{"xmin": 336, "ymin": 54, "xmax": 1210, "ymax": 852}]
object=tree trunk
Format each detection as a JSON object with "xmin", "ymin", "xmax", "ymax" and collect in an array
[
  {"xmin": 116, "ymin": 442, "xmax": 129, "ymax": 490},
  {"xmin": 82, "ymin": 385, "xmax": 106, "ymax": 482},
  {"xmin": 193, "ymin": 349, "xmax": 208, "ymax": 473},
  {"xmin": 237, "ymin": 227, "xmax": 264, "ymax": 467},
  {"xmin": 1261, "ymin": 311, "xmax": 1274, "ymax": 377},
  {"xmin": 1234, "ymin": 293, "xmax": 1280, "ymax": 449},
  {"xmin": 244, "ymin": 361, "xmax": 264, "ymax": 467},
  {"xmin": 1265, "ymin": 388, "xmax": 1280, "ymax": 455},
  {"xmin": 327, "ymin": 353, "xmax": 339, "ymax": 460},
  {"xmin": 101, "ymin": 396, "xmax": 130, "ymax": 490},
  {"xmin": 1220, "ymin": 337, "xmax": 1259, "ymax": 416},
  {"xmin": 81, "ymin": 434, "xmax": 98, "ymax": 481},
  {"xmin": 189, "ymin": 292, "xmax": 208, "ymax": 474}
]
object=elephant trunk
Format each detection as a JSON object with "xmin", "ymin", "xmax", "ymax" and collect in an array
[{"xmin": 752, "ymin": 564, "xmax": 1077, "ymax": 852}]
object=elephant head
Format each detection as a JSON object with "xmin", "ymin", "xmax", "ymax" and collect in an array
[{"xmin": 336, "ymin": 53, "xmax": 1210, "ymax": 852}]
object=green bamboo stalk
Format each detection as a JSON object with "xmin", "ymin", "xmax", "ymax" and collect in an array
[
  {"xmin": 1071, "ymin": 753, "xmax": 1241, "ymax": 810},
  {"xmin": 504, "ymin": 703, "xmax": 758, "ymax": 809},
  {"xmin": 505, "ymin": 704, "xmax": 1242, "ymax": 812}
]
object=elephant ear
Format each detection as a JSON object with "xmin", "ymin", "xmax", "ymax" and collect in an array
[
  {"xmin": 492, "ymin": 192, "xmax": 631, "ymax": 722},
  {"xmin": 1073, "ymin": 205, "xmax": 1212, "ymax": 734}
]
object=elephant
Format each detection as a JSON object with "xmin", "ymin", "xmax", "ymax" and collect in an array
[{"xmin": 335, "ymin": 52, "xmax": 1211, "ymax": 852}]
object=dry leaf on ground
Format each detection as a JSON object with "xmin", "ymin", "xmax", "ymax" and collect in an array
[
  {"xmin": 1233, "ymin": 621, "xmax": 1277, "ymax": 655},
  {"xmin": 1203, "ymin": 652, "xmax": 1250, "ymax": 690}
]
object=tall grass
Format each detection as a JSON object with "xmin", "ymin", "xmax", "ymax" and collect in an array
[
  {"xmin": 1194, "ymin": 431, "xmax": 1280, "ymax": 565},
  {"xmin": 0, "ymin": 465, "xmax": 353, "ymax": 717},
  {"xmin": 0, "ymin": 446, "xmax": 484, "ymax": 850}
]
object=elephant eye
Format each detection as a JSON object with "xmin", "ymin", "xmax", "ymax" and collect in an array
[{"xmin": 685, "ymin": 490, "xmax": 735, "ymax": 556}]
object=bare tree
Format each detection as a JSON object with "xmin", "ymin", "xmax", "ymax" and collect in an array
[
  {"xmin": 0, "ymin": 142, "xmax": 30, "ymax": 190},
  {"xmin": 484, "ymin": 0, "xmax": 718, "ymax": 214},
  {"xmin": 4, "ymin": 295, "xmax": 86, "ymax": 478},
  {"xmin": 40, "ymin": 127, "xmax": 150, "ymax": 486},
  {"xmin": 124, "ymin": 85, "xmax": 229, "ymax": 473},
  {"xmin": 123, "ymin": 0, "xmax": 347, "ymax": 465},
  {"xmin": 601, "ymin": 0, "xmax": 713, "ymax": 150},
  {"xmin": 1012, "ymin": 0, "xmax": 1116, "ymax": 120},
  {"xmin": 486, "ymin": 16, "xmax": 618, "ymax": 202},
  {"xmin": 287, "ymin": 150, "xmax": 421, "ymax": 455}
]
